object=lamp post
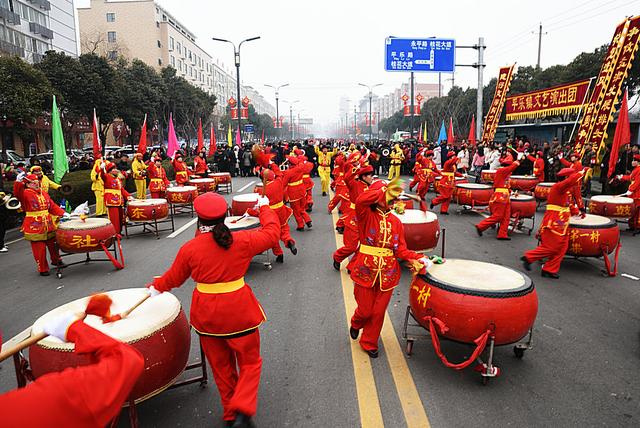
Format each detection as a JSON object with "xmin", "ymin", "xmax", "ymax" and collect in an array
[
  {"xmin": 212, "ymin": 36, "xmax": 260, "ymax": 146},
  {"xmin": 282, "ymin": 100, "xmax": 299, "ymax": 140},
  {"xmin": 358, "ymin": 83, "xmax": 382, "ymax": 143},
  {"xmin": 265, "ymin": 83, "xmax": 289, "ymax": 140}
]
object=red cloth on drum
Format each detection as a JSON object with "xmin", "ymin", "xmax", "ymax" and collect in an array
[
  {"xmin": 30, "ymin": 238, "xmax": 61, "ymax": 273},
  {"xmin": 13, "ymin": 181, "xmax": 64, "ymax": 241},
  {"xmin": 527, "ymin": 155, "xmax": 545, "ymax": 181},
  {"xmin": 476, "ymin": 162, "xmax": 519, "ymax": 238},
  {"xmin": 347, "ymin": 185, "xmax": 421, "ymax": 290},
  {"xmin": 172, "ymin": 159, "xmax": 190, "ymax": 185},
  {"xmin": 147, "ymin": 163, "xmax": 170, "ymax": 193},
  {"xmin": 351, "ymin": 284, "xmax": 393, "ymax": 352},
  {"xmin": 107, "ymin": 206, "xmax": 125, "ymax": 235},
  {"xmin": 101, "ymin": 172, "xmax": 130, "ymax": 207},
  {"xmin": 0, "ymin": 321, "xmax": 144, "ymax": 428},
  {"xmin": 200, "ymin": 331, "xmax": 262, "ymax": 421},
  {"xmin": 151, "ymin": 206, "xmax": 280, "ymax": 336},
  {"xmin": 193, "ymin": 156, "xmax": 208, "ymax": 175}
]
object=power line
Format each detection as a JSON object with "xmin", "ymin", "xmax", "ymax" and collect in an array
[{"xmin": 546, "ymin": 0, "xmax": 640, "ymax": 32}]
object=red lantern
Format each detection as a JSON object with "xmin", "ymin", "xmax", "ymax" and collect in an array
[
  {"xmin": 228, "ymin": 97, "xmax": 237, "ymax": 107},
  {"xmin": 241, "ymin": 96, "xmax": 250, "ymax": 107}
]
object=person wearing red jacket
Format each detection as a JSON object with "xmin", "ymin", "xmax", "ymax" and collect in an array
[
  {"xmin": 193, "ymin": 149, "xmax": 209, "ymax": 177},
  {"xmin": 13, "ymin": 174, "xmax": 66, "ymax": 275},
  {"xmin": 617, "ymin": 154, "xmax": 640, "ymax": 234},
  {"xmin": 526, "ymin": 151, "xmax": 545, "ymax": 182},
  {"xmin": 521, "ymin": 167, "xmax": 586, "ymax": 278},
  {"xmin": 283, "ymin": 156, "xmax": 312, "ymax": 231},
  {"xmin": 559, "ymin": 151, "xmax": 585, "ymax": 215},
  {"xmin": 430, "ymin": 153, "xmax": 462, "ymax": 214},
  {"xmin": 147, "ymin": 157, "xmax": 171, "ymax": 198},
  {"xmin": 328, "ymin": 154, "xmax": 350, "ymax": 233},
  {"xmin": 300, "ymin": 157, "xmax": 315, "ymax": 212},
  {"xmin": 148, "ymin": 192, "xmax": 279, "ymax": 427},
  {"xmin": 347, "ymin": 180, "xmax": 431, "ymax": 357},
  {"xmin": 475, "ymin": 155, "xmax": 522, "ymax": 240},
  {"xmin": 172, "ymin": 151, "xmax": 190, "ymax": 185},
  {"xmin": 0, "ymin": 317, "xmax": 144, "ymax": 427},
  {"xmin": 100, "ymin": 161, "xmax": 132, "ymax": 235},
  {"xmin": 411, "ymin": 151, "xmax": 441, "ymax": 200}
]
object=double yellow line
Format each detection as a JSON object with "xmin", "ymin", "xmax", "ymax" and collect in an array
[{"xmin": 330, "ymin": 201, "xmax": 430, "ymax": 428}]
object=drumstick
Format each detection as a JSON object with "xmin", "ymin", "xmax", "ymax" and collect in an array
[
  {"xmin": 105, "ymin": 291, "xmax": 153, "ymax": 322},
  {"xmin": 0, "ymin": 294, "xmax": 112, "ymax": 363}
]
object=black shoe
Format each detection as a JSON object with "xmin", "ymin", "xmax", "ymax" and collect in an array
[
  {"xmin": 336, "ymin": 226, "xmax": 344, "ymax": 234},
  {"xmin": 276, "ymin": 254, "xmax": 284, "ymax": 263},
  {"xmin": 367, "ymin": 349, "xmax": 379, "ymax": 359},
  {"xmin": 232, "ymin": 413, "xmax": 255, "ymax": 428},
  {"xmin": 333, "ymin": 260, "xmax": 341, "ymax": 271},
  {"xmin": 306, "ymin": 207, "xmax": 313, "ymax": 213},
  {"xmin": 541, "ymin": 270, "xmax": 560, "ymax": 279},
  {"xmin": 520, "ymin": 256, "xmax": 531, "ymax": 271},
  {"xmin": 287, "ymin": 241, "xmax": 297, "ymax": 255},
  {"xmin": 322, "ymin": 191, "xmax": 327, "ymax": 196},
  {"xmin": 497, "ymin": 237, "xmax": 511, "ymax": 241},
  {"xmin": 430, "ymin": 202, "xmax": 434, "ymax": 209},
  {"xmin": 40, "ymin": 271, "xmax": 50, "ymax": 276},
  {"xmin": 350, "ymin": 327, "xmax": 359, "ymax": 340},
  {"xmin": 306, "ymin": 221, "xmax": 312, "ymax": 229},
  {"xmin": 225, "ymin": 421, "xmax": 234, "ymax": 427},
  {"xmin": 475, "ymin": 226, "xmax": 483, "ymax": 237},
  {"xmin": 441, "ymin": 212, "xmax": 449, "ymax": 215},
  {"xmin": 296, "ymin": 227, "xmax": 304, "ymax": 232}
]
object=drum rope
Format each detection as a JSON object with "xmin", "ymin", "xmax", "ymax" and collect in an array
[{"xmin": 100, "ymin": 236, "xmax": 125, "ymax": 270}]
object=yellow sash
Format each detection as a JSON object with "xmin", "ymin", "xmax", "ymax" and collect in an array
[{"xmin": 196, "ymin": 277, "xmax": 245, "ymax": 294}]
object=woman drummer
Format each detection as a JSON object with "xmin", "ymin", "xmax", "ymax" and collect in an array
[{"xmin": 146, "ymin": 192, "xmax": 279, "ymax": 427}]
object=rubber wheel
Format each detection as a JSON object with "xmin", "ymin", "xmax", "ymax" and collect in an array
[
  {"xmin": 266, "ymin": 264, "xmax": 272, "ymax": 271},
  {"xmin": 56, "ymin": 272, "xmax": 63, "ymax": 279},
  {"xmin": 514, "ymin": 346, "xmax": 525, "ymax": 359},
  {"xmin": 405, "ymin": 340, "xmax": 414, "ymax": 356}
]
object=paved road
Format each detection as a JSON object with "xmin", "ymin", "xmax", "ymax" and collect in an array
[{"xmin": 1, "ymin": 175, "xmax": 639, "ymax": 427}]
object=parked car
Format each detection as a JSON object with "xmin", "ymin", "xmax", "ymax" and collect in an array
[{"xmin": 1, "ymin": 150, "xmax": 29, "ymax": 166}]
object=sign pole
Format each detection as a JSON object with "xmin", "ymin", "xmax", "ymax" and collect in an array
[
  {"xmin": 476, "ymin": 37, "xmax": 485, "ymax": 142},
  {"xmin": 410, "ymin": 72, "xmax": 415, "ymax": 139}
]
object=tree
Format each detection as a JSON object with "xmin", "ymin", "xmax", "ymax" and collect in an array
[{"xmin": 80, "ymin": 29, "xmax": 129, "ymax": 63}]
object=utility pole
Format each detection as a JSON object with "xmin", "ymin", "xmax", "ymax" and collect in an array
[
  {"xmin": 265, "ymin": 83, "xmax": 289, "ymax": 140},
  {"xmin": 534, "ymin": 23, "xmax": 547, "ymax": 70},
  {"xmin": 410, "ymin": 72, "xmax": 415, "ymax": 138},
  {"xmin": 476, "ymin": 37, "xmax": 485, "ymax": 142},
  {"xmin": 438, "ymin": 72, "xmax": 442, "ymax": 97},
  {"xmin": 354, "ymin": 106, "xmax": 357, "ymax": 139},
  {"xmin": 358, "ymin": 83, "xmax": 382, "ymax": 143}
]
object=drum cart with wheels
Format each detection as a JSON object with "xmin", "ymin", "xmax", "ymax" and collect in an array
[
  {"xmin": 169, "ymin": 201, "xmax": 194, "ymax": 217},
  {"xmin": 55, "ymin": 237, "xmax": 125, "ymax": 279},
  {"xmin": 509, "ymin": 211, "xmax": 535, "ymax": 235},
  {"xmin": 124, "ymin": 209, "xmax": 175, "ymax": 239}
]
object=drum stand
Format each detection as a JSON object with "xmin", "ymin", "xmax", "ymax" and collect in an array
[
  {"xmin": 169, "ymin": 201, "xmax": 194, "ymax": 217},
  {"xmin": 454, "ymin": 196, "xmax": 490, "ymax": 216},
  {"xmin": 216, "ymin": 180, "xmax": 232, "ymax": 194},
  {"xmin": 567, "ymin": 241, "xmax": 622, "ymax": 277},
  {"xmin": 55, "ymin": 237, "xmax": 125, "ymax": 279},
  {"xmin": 124, "ymin": 214, "xmax": 175, "ymax": 239},
  {"xmin": 509, "ymin": 213, "xmax": 535, "ymax": 236}
]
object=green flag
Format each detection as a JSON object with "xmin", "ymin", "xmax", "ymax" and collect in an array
[{"xmin": 52, "ymin": 95, "xmax": 68, "ymax": 184}]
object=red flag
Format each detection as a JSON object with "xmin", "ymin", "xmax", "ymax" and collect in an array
[
  {"xmin": 208, "ymin": 124, "xmax": 216, "ymax": 157},
  {"xmin": 196, "ymin": 118, "xmax": 204, "ymax": 152},
  {"xmin": 137, "ymin": 114, "xmax": 147, "ymax": 154},
  {"xmin": 447, "ymin": 118, "xmax": 455, "ymax": 144},
  {"xmin": 468, "ymin": 115, "xmax": 476, "ymax": 146},
  {"xmin": 261, "ymin": 129, "xmax": 265, "ymax": 144},
  {"xmin": 92, "ymin": 109, "xmax": 101, "ymax": 158},
  {"xmin": 608, "ymin": 90, "xmax": 630, "ymax": 178}
]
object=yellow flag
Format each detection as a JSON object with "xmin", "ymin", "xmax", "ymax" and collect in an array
[
  {"xmin": 227, "ymin": 124, "xmax": 232, "ymax": 148},
  {"xmin": 423, "ymin": 122, "xmax": 427, "ymax": 142}
]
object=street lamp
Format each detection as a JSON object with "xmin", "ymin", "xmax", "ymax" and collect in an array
[
  {"xmin": 358, "ymin": 83, "xmax": 382, "ymax": 143},
  {"xmin": 265, "ymin": 83, "xmax": 289, "ymax": 139},
  {"xmin": 282, "ymin": 100, "xmax": 299, "ymax": 140},
  {"xmin": 212, "ymin": 36, "xmax": 260, "ymax": 145}
]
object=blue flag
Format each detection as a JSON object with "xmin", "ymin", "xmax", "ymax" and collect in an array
[{"xmin": 438, "ymin": 120, "xmax": 447, "ymax": 143}]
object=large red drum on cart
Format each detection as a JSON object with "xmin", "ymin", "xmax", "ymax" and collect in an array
[
  {"xmin": 508, "ymin": 175, "xmax": 538, "ymax": 192},
  {"xmin": 231, "ymin": 193, "xmax": 260, "ymax": 216},
  {"xmin": 510, "ymin": 194, "xmax": 536, "ymax": 219},
  {"xmin": 481, "ymin": 169, "xmax": 496, "ymax": 183},
  {"xmin": 588, "ymin": 195, "xmax": 634, "ymax": 218},
  {"xmin": 455, "ymin": 183, "xmax": 493, "ymax": 207},
  {"xmin": 392, "ymin": 209, "xmax": 440, "ymax": 252},
  {"xmin": 534, "ymin": 182, "xmax": 553, "ymax": 202},
  {"xmin": 127, "ymin": 198, "xmax": 169, "ymax": 221},
  {"xmin": 566, "ymin": 214, "xmax": 621, "ymax": 276},
  {"xmin": 56, "ymin": 218, "xmax": 116, "ymax": 253},
  {"xmin": 29, "ymin": 289, "xmax": 191, "ymax": 403},
  {"xmin": 166, "ymin": 186, "xmax": 197, "ymax": 204},
  {"xmin": 188, "ymin": 178, "xmax": 216, "ymax": 194},
  {"xmin": 253, "ymin": 182, "xmax": 264, "ymax": 195}
]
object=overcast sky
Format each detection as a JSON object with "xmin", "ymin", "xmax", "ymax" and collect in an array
[{"xmin": 76, "ymin": 0, "xmax": 639, "ymax": 133}]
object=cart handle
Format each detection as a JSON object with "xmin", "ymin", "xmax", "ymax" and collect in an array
[{"xmin": 423, "ymin": 316, "xmax": 492, "ymax": 370}]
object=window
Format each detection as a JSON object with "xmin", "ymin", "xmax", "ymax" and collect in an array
[
  {"xmin": 157, "ymin": 40, "xmax": 161, "ymax": 48},
  {"xmin": 178, "ymin": 60, "xmax": 182, "ymax": 71},
  {"xmin": 170, "ymin": 55, "xmax": 175, "ymax": 67},
  {"xmin": 169, "ymin": 36, "xmax": 174, "ymax": 50},
  {"xmin": 177, "ymin": 42, "xmax": 181, "ymax": 54},
  {"xmin": 107, "ymin": 50, "xmax": 117, "ymax": 60},
  {"xmin": 107, "ymin": 31, "xmax": 116, "ymax": 43},
  {"xmin": 158, "ymin": 58, "xmax": 162, "ymax": 66},
  {"xmin": 106, "ymin": 13, "xmax": 115, "ymax": 22}
]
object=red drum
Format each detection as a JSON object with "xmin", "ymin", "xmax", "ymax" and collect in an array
[
  {"xmin": 253, "ymin": 183, "xmax": 264, "ymax": 195},
  {"xmin": 588, "ymin": 195, "xmax": 634, "ymax": 218},
  {"xmin": 225, "ymin": 215, "xmax": 261, "ymax": 231},
  {"xmin": 508, "ymin": 175, "xmax": 538, "ymax": 192},
  {"xmin": 392, "ymin": 209, "xmax": 440, "ymax": 252},
  {"xmin": 231, "ymin": 193, "xmax": 259, "ymax": 216},
  {"xmin": 435, "ymin": 176, "xmax": 467, "ymax": 195},
  {"xmin": 567, "ymin": 214, "xmax": 620, "ymax": 257},
  {"xmin": 395, "ymin": 193, "xmax": 415, "ymax": 210},
  {"xmin": 56, "ymin": 218, "xmax": 116, "ymax": 253},
  {"xmin": 410, "ymin": 259, "xmax": 537, "ymax": 346},
  {"xmin": 29, "ymin": 289, "xmax": 191, "ymax": 403},
  {"xmin": 510, "ymin": 194, "xmax": 536, "ymax": 219},
  {"xmin": 534, "ymin": 182, "xmax": 553, "ymax": 201},
  {"xmin": 166, "ymin": 186, "xmax": 197, "ymax": 204},
  {"xmin": 211, "ymin": 172, "xmax": 231, "ymax": 184},
  {"xmin": 127, "ymin": 198, "xmax": 169, "ymax": 222},
  {"xmin": 188, "ymin": 178, "xmax": 216, "ymax": 194},
  {"xmin": 433, "ymin": 176, "xmax": 442, "ymax": 193},
  {"xmin": 455, "ymin": 183, "xmax": 493, "ymax": 206},
  {"xmin": 481, "ymin": 169, "xmax": 496, "ymax": 183}
]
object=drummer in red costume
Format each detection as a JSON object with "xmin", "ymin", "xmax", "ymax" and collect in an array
[
  {"xmin": 147, "ymin": 157, "xmax": 170, "ymax": 199},
  {"xmin": 172, "ymin": 151, "xmax": 190, "ymax": 185},
  {"xmin": 13, "ymin": 173, "xmax": 67, "ymax": 275},
  {"xmin": 411, "ymin": 150, "xmax": 440, "ymax": 200},
  {"xmin": 521, "ymin": 167, "xmax": 587, "ymax": 278},
  {"xmin": 347, "ymin": 179, "xmax": 432, "ymax": 357},
  {"xmin": 193, "ymin": 149, "xmax": 209, "ymax": 177},
  {"xmin": 430, "ymin": 152, "xmax": 462, "ymax": 214},
  {"xmin": 147, "ymin": 192, "xmax": 279, "ymax": 427},
  {"xmin": 0, "ymin": 316, "xmax": 144, "ymax": 427},
  {"xmin": 300, "ymin": 154, "xmax": 315, "ymax": 212},
  {"xmin": 328, "ymin": 153, "xmax": 350, "ymax": 233},
  {"xmin": 284, "ymin": 155, "xmax": 312, "ymax": 231},
  {"xmin": 526, "ymin": 151, "xmax": 545, "ymax": 182},
  {"xmin": 475, "ymin": 153, "xmax": 524, "ymax": 240},
  {"xmin": 100, "ymin": 161, "xmax": 132, "ymax": 235},
  {"xmin": 559, "ymin": 151, "xmax": 585, "ymax": 215},
  {"xmin": 616, "ymin": 153, "xmax": 640, "ymax": 234}
]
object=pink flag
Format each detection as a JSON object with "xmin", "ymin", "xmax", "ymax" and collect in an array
[
  {"xmin": 92, "ymin": 109, "xmax": 101, "ymax": 159},
  {"xmin": 235, "ymin": 127, "xmax": 242, "ymax": 147},
  {"xmin": 167, "ymin": 113, "xmax": 179, "ymax": 158}
]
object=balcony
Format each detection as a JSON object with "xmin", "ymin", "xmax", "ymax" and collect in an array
[
  {"xmin": 0, "ymin": 6, "xmax": 21, "ymax": 24},
  {"xmin": 29, "ymin": 22, "xmax": 54, "ymax": 39},
  {"xmin": 0, "ymin": 40, "xmax": 25, "ymax": 58}
]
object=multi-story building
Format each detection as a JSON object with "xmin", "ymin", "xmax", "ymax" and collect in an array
[
  {"xmin": 377, "ymin": 81, "xmax": 442, "ymax": 120},
  {"xmin": 0, "ymin": 0, "xmax": 77, "ymax": 63},
  {"xmin": 244, "ymin": 86, "xmax": 276, "ymax": 117}
]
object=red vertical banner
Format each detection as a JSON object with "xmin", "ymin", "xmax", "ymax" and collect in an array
[
  {"xmin": 482, "ymin": 64, "xmax": 515, "ymax": 142},
  {"xmin": 402, "ymin": 93, "xmax": 410, "ymax": 117}
]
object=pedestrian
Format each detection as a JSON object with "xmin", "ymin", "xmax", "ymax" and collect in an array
[
  {"xmin": 457, "ymin": 144, "xmax": 470, "ymax": 173},
  {"xmin": 242, "ymin": 149, "xmax": 253, "ymax": 177},
  {"xmin": 131, "ymin": 153, "xmax": 147, "ymax": 199},
  {"xmin": 471, "ymin": 145, "xmax": 485, "ymax": 183}
]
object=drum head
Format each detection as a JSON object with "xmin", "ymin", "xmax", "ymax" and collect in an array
[
  {"xmin": 212, "ymin": 173, "xmax": 230, "ymax": 177},
  {"xmin": 511, "ymin": 194, "xmax": 534, "ymax": 201},
  {"xmin": 420, "ymin": 259, "xmax": 533, "ymax": 297},
  {"xmin": 225, "ymin": 215, "xmax": 260, "ymax": 230},
  {"xmin": 167, "ymin": 186, "xmax": 197, "ymax": 192},
  {"xmin": 129, "ymin": 198, "xmax": 167, "ymax": 206},
  {"xmin": 537, "ymin": 182, "xmax": 554, "ymax": 188},
  {"xmin": 456, "ymin": 183, "xmax": 491, "ymax": 189},
  {"xmin": 233, "ymin": 193, "xmax": 259, "ymax": 202},
  {"xmin": 58, "ymin": 217, "xmax": 112, "ymax": 230},
  {"xmin": 483, "ymin": 170, "xmax": 496, "ymax": 174},
  {"xmin": 31, "ymin": 289, "xmax": 181, "ymax": 350},
  {"xmin": 569, "ymin": 214, "xmax": 616, "ymax": 228},
  {"xmin": 590, "ymin": 195, "xmax": 633, "ymax": 204},
  {"xmin": 189, "ymin": 178, "xmax": 214, "ymax": 183},
  {"xmin": 392, "ymin": 209, "xmax": 438, "ymax": 224},
  {"xmin": 510, "ymin": 175, "xmax": 535, "ymax": 180}
]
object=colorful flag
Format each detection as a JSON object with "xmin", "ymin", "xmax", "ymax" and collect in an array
[
  {"xmin": 208, "ymin": 124, "xmax": 216, "ymax": 157},
  {"xmin": 468, "ymin": 115, "xmax": 476, "ymax": 146},
  {"xmin": 438, "ymin": 121, "xmax": 447, "ymax": 143},
  {"xmin": 167, "ymin": 113, "xmax": 179, "ymax": 158},
  {"xmin": 196, "ymin": 118, "xmax": 204, "ymax": 153},
  {"xmin": 51, "ymin": 95, "xmax": 68, "ymax": 184},
  {"xmin": 92, "ymin": 108, "xmax": 101, "ymax": 159},
  {"xmin": 417, "ymin": 123, "xmax": 423, "ymax": 143},
  {"xmin": 227, "ymin": 124, "xmax": 232, "ymax": 148},
  {"xmin": 447, "ymin": 118, "xmax": 455, "ymax": 144},
  {"xmin": 235, "ymin": 127, "xmax": 242, "ymax": 147},
  {"xmin": 137, "ymin": 114, "xmax": 147, "ymax": 154},
  {"xmin": 261, "ymin": 129, "xmax": 265, "ymax": 144},
  {"xmin": 608, "ymin": 90, "xmax": 630, "ymax": 178},
  {"xmin": 423, "ymin": 122, "xmax": 427, "ymax": 143}
]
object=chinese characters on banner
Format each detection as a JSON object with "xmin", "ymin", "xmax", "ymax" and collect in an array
[
  {"xmin": 506, "ymin": 79, "xmax": 591, "ymax": 121},
  {"xmin": 387, "ymin": 39, "xmax": 454, "ymax": 71},
  {"xmin": 228, "ymin": 96, "xmax": 249, "ymax": 120},
  {"xmin": 481, "ymin": 64, "xmax": 515, "ymax": 142},
  {"xmin": 573, "ymin": 15, "xmax": 640, "ymax": 155}
]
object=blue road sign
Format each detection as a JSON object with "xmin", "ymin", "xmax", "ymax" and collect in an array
[
  {"xmin": 244, "ymin": 124, "xmax": 255, "ymax": 133},
  {"xmin": 385, "ymin": 37, "xmax": 455, "ymax": 73}
]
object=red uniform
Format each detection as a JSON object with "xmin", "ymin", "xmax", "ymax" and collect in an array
[
  {"xmin": 476, "ymin": 161, "xmax": 520, "ymax": 239},
  {"xmin": 283, "ymin": 160, "xmax": 311, "ymax": 229},
  {"xmin": 347, "ymin": 183, "xmax": 421, "ymax": 352},
  {"xmin": 560, "ymin": 158, "xmax": 584, "ymax": 213},
  {"xmin": 101, "ymin": 170, "xmax": 130, "ymax": 235},
  {"xmin": 0, "ymin": 321, "xmax": 144, "ymax": 427},
  {"xmin": 621, "ymin": 165, "xmax": 640, "ymax": 230},
  {"xmin": 193, "ymin": 156, "xmax": 208, "ymax": 176},
  {"xmin": 301, "ymin": 160, "xmax": 315, "ymax": 210},
  {"xmin": 333, "ymin": 165, "xmax": 368, "ymax": 264},
  {"xmin": 526, "ymin": 155, "xmax": 545, "ymax": 181},
  {"xmin": 13, "ymin": 181, "xmax": 64, "ymax": 273},
  {"xmin": 523, "ymin": 171, "xmax": 584, "ymax": 274},
  {"xmin": 430, "ymin": 157, "xmax": 461, "ymax": 214},
  {"xmin": 151, "ymin": 207, "xmax": 280, "ymax": 422},
  {"xmin": 172, "ymin": 159, "xmax": 190, "ymax": 185},
  {"xmin": 415, "ymin": 157, "xmax": 440, "ymax": 199},
  {"xmin": 328, "ymin": 161, "xmax": 351, "ymax": 229},
  {"xmin": 147, "ymin": 162, "xmax": 170, "ymax": 198}
]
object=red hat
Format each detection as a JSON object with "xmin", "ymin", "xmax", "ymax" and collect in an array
[
  {"xmin": 288, "ymin": 155, "xmax": 300, "ymax": 166},
  {"xmin": 447, "ymin": 151, "xmax": 456, "ymax": 157},
  {"xmin": 194, "ymin": 193, "xmax": 228, "ymax": 220},
  {"xmin": 633, "ymin": 154, "xmax": 640, "ymax": 161},
  {"xmin": 537, "ymin": 151, "xmax": 543, "ymax": 156},
  {"xmin": 425, "ymin": 150, "xmax": 434, "ymax": 156},
  {"xmin": 557, "ymin": 167, "xmax": 575, "ymax": 177},
  {"xmin": 357, "ymin": 164, "xmax": 374, "ymax": 176},
  {"xmin": 24, "ymin": 173, "xmax": 39, "ymax": 182},
  {"xmin": 335, "ymin": 155, "xmax": 345, "ymax": 167},
  {"xmin": 294, "ymin": 148, "xmax": 304, "ymax": 156},
  {"xmin": 105, "ymin": 162, "xmax": 117, "ymax": 172},
  {"xmin": 262, "ymin": 169, "xmax": 275, "ymax": 181},
  {"xmin": 570, "ymin": 152, "xmax": 580, "ymax": 158},
  {"xmin": 347, "ymin": 151, "xmax": 361, "ymax": 164}
]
